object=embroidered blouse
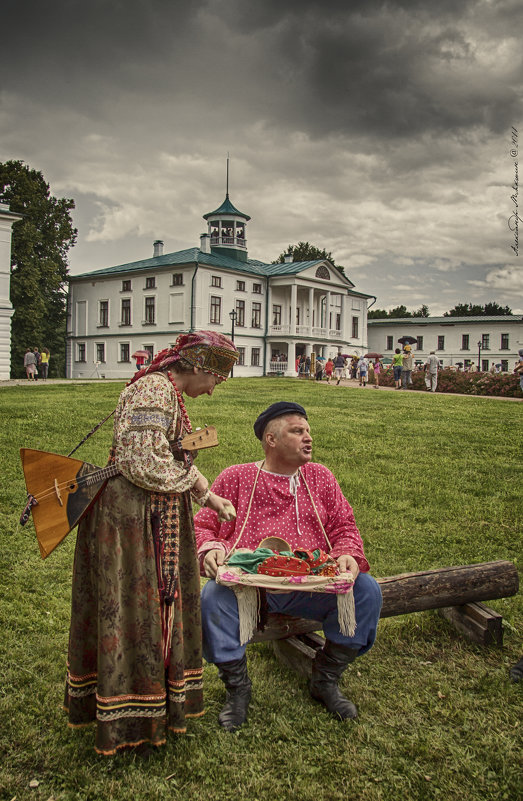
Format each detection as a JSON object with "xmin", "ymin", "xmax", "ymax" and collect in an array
[{"xmin": 113, "ymin": 372, "xmax": 201, "ymax": 493}]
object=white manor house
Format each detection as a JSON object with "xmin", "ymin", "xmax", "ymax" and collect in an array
[{"xmin": 66, "ymin": 194, "xmax": 373, "ymax": 378}]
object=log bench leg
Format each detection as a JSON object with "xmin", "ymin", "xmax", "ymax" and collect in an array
[
  {"xmin": 272, "ymin": 632, "xmax": 325, "ymax": 679},
  {"xmin": 438, "ymin": 602, "xmax": 504, "ymax": 647}
]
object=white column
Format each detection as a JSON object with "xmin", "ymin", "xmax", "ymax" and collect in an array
[
  {"xmin": 325, "ymin": 291, "xmax": 331, "ymax": 332},
  {"xmin": 308, "ymin": 287, "xmax": 314, "ymax": 335},
  {"xmin": 290, "ymin": 283, "xmax": 297, "ymax": 335},
  {"xmin": 341, "ymin": 293, "xmax": 348, "ymax": 340}
]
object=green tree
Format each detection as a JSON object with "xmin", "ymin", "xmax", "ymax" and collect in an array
[
  {"xmin": 387, "ymin": 305, "xmax": 412, "ymax": 318},
  {"xmin": 444, "ymin": 302, "xmax": 512, "ymax": 317},
  {"xmin": 367, "ymin": 308, "xmax": 389, "ymax": 319},
  {"xmin": 412, "ymin": 304, "xmax": 430, "ymax": 317},
  {"xmin": 274, "ymin": 242, "xmax": 345, "ymax": 275},
  {"xmin": 0, "ymin": 160, "xmax": 77, "ymax": 377}
]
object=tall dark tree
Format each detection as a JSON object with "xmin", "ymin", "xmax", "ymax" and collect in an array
[
  {"xmin": 0, "ymin": 160, "xmax": 77, "ymax": 377},
  {"xmin": 274, "ymin": 242, "xmax": 345, "ymax": 275},
  {"xmin": 412, "ymin": 304, "xmax": 430, "ymax": 318}
]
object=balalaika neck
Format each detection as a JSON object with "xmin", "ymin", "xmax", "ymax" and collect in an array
[{"xmin": 84, "ymin": 463, "xmax": 120, "ymax": 486}]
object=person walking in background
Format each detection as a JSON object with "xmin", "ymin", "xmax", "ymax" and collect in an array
[
  {"xmin": 33, "ymin": 347, "xmax": 41, "ymax": 381},
  {"xmin": 358, "ymin": 356, "xmax": 368, "ymax": 387},
  {"xmin": 324, "ymin": 357, "xmax": 334, "ymax": 383},
  {"xmin": 315, "ymin": 358, "xmax": 324, "ymax": 381},
  {"xmin": 401, "ymin": 345, "xmax": 413, "ymax": 389},
  {"xmin": 40, "ymin": 348, "xmax": 50, "ymax": 380},
  {"xmin": 24, "ymin": 348, "xmax": 37, "ymax": 380},
  {"xmin": 514, "ymin": 348, "xmax": 523, "ymax": 392},
  {"xmin": 392, "ymin": 348, "xmax": 403, "ymax": 389},
  {"xmin": 373, "ymin": 358, "xmax": 382, "ymax": 389},
  {"xmin": 425, "ymin": 351, "xmax": 440, "ymax": 392},
  {"xmin": 334, "ymin": 353, "xmax": 345, "ymax": 385}
]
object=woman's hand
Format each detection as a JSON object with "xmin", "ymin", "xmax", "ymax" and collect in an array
[{"xmin": 205, "ymin": 492, "xmax": 237, "ymax": 522}]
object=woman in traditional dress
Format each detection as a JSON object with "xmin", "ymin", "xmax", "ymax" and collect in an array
[{"xmin": 65, "ymin": 331, "xmax": 238, "ymax": 755}]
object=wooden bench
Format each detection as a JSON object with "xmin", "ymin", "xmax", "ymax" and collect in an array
[{"xmin": 251, "ymin": 561, "xmax": 519, "ymax": 677}]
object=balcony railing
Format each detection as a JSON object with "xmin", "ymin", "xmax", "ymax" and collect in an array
[{"xmin": 210, "ymin": 236, "xmax": 247, "ymax": 249}]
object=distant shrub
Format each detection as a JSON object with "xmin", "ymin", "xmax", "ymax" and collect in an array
[{"xmin": 380, "ymin": 368, "xmax": 522, "ymax": 397}]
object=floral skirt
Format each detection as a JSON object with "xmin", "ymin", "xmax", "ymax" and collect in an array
[{"xmin": 64, "ymin": 475, "xmax": 204, "ymax": 755}]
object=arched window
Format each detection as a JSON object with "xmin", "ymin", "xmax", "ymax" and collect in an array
[{"xmin": 315, "ymin": 265, "xmax": 330, "ymax": 280}]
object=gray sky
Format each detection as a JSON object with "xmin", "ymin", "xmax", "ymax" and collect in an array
[{"xmin": 2, "ymin": 0, "xmax": 522, "ymax": 314}]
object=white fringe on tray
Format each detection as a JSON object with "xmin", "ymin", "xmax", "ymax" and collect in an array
[{"xmin": 225, "ymin": 575, "xmax": 356, "ymax": 645}]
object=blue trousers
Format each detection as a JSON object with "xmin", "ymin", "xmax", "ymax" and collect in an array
[{"xmin": 201, "ymin": 572, "xmax": 382, "ymax": 664}]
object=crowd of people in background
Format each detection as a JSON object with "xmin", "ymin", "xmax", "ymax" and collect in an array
[{"xmin": 23, "ymin": 347, "xmax": 50, "ymax": 380}]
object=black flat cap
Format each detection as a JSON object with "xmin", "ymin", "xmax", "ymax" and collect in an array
[{"xmin": 254, "ymin": 401, "xmax": 307, "ymax": 440}]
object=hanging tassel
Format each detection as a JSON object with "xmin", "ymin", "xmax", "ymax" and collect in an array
[
  {"xmin": 161, "ymin": 602, "xmax": 175, "ymax": 667},
  {"xmin": 233, "ymin": 586, "xmax": 260, "ymax": 645},
  {"xmin": 336, "ymin": 592, "xmax": 356, "ymax": 638}
]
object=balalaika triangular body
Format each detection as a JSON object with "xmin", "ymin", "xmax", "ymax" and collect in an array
[{"xmin": 19, "ymin": 425, "xmax": 218, "ymax": 559}]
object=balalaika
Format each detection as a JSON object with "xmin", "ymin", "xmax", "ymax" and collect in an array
[{"xmin": 19, "ymin": 426, "xmax": 218, "ymax": 559}]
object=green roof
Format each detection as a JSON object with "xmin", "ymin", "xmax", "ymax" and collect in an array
[
  {"xmin": 70, "ymin": 250, "xmax": 358, "ymax": 287},
  {"xmin": 368, "ymin": 316, "xmax": 522, "ymax": 325},
  {"xmin": 203, "ymin": 195, "xmax": 251, "ymax": 221}
]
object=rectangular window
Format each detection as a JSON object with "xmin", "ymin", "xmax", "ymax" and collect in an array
[
  {"xmin": 501, "ymin": 333, "xmax": 509, "ymax": 349},
  {"xmin": 210, "ymin": 296, "xmax": 221, "ymax": 324},
  {"xmin": 211, "ymin": 275, "xmax": 222, "ymax": 288},
  {"xmin": 237, "ymin": 347, "xmax": 245, "ymax": 366},
  {"xmin": 121, "ymin": 298, "xmax": 131, "ymax": 325},
  {"xmin": 171, "ymin": 273, "xmax": 183, "ymax": 286},
  {"xmin": 416, "ymin": 336, "xmax": 423, "ymax": 350},
  {"xmin": 251, "ymin": 347, "xmax": 260, "ymax": 366},
  {"xmin": 145, "ymin": 276, "xmax": 156, "ymax": 289},
  {"xmin": 77, "ymin": 343, "xmax": 86, "ymax": 362},
  {"xmin": 352, "ymin": 316, "xmax": 359, "ymax": 339},
  {"xmin": 236, "ymin": 299, "xmax": 245, "ymax": 327},
  {"xmin": 253, "ymin": 283, "xmax": 262, "ymax": 294},
  {"xmin": 481, "ymin": 334, "xmax": 490, "ymax": 349},
  {"xmin": 96, "ymin": 343, "xmax": 105, "ymax": 363},
  {"xmin": 252, "ymin": 302, "xmax": 262, "ymax": 328},
  {"xmin": 336, "ymin": 313, "xmax": 341, "ymax": 331},
  {"xmin": 296, "ymin": 307, "xmax": 301, "ymax": 325},
  {"xmin": 482, "ymin": 359, "xmax": 489, "ymax": 371},
  {"xmin": 462, "ymin": 334, "xmax": 469, "ymax": 350},
  {"xmin": 501, "ymin": 359, "xmax": 509, "ymax": 371},
  {"xmin": 236, "ymin": 280, "xmax": 245, "ymax": 291},
  {"xmin": 144, "ymin": 345, "xmax": 154, "ymax": 363},
  {"xmin": 99, "ymin": 300, "xmax": 108, "ymax": 327},
  {"xmin": 122, "ymin": 280, "xmax": 131, "ymax": 292},
  {"xmin": 120, "ymin": 343, "xmax": 130, "ymax": 362},
  {"xmin": 437, "ymin": 335, "xmax": 445, "ymax": 350},
  {"xmin": 273, "ymin": 304, "xmax": 281, "ymax": 325},
  {"xmin": 386, "ymin": 335, "xmax": 393, "ymax": 350},
  {"xmin": 144, "ymin": 296, "xmax": 155, "ymax": 324}
]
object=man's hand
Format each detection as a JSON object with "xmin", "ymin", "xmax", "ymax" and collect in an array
[
  {"xmin": 337, "ymin": 554, "xmax": 360, "ymax": 579},
  {"xmin": 203, "ymin": 548, "xmax": 226, "ymax": 579}
]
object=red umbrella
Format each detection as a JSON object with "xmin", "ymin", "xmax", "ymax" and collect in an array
[
  {"xmin": 132, "ymin": 350, "xmax": 150, "ymax": 359},
  {"xmin": 364, "ymin": 352, "xmax": 383, "ymax": 359}
]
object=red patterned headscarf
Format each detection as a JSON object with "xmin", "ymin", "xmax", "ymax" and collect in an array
[{"xmin": 129, "ymin": 331, "xmax": 238, "ymax": 384}]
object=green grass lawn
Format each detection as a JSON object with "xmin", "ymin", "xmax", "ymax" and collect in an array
[{"xmin": 1, "ymin": 379, "xmax": 521, "ymax": 801}]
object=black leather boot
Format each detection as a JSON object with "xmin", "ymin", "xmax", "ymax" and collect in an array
[
  {"xmin": 216, "ymin": 655, "xmax": 252, "ymax": 731},
  {"xmin": 310, "ymin": 640, "xmax": 359, "ymax": 720}
]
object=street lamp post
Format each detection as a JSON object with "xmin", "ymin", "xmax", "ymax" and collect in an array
[
  {"xmin": 477, "ymin": 340, "xmax": 482, "ymax": 371},
  {"xmin": 229, "ymin": 309, "xmax": 237, "ymax": 376}
]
